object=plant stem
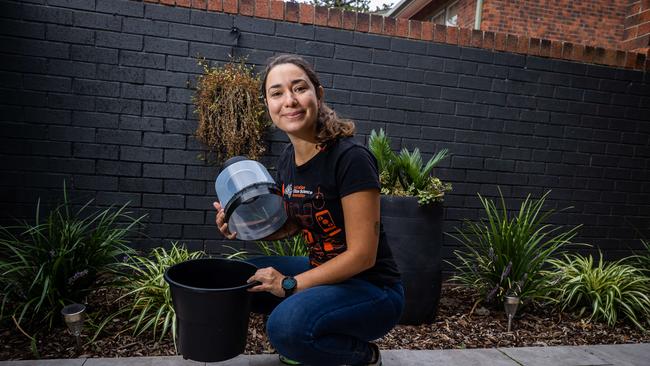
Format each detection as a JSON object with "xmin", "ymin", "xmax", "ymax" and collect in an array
[{"xmin": 12, "ymin": 315, "xmax": 40, "ymax": 359}]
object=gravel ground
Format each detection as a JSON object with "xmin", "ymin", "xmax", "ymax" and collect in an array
[{"xmin": 1, "ymin": 284, "xmax": 648, "ymax": 360}]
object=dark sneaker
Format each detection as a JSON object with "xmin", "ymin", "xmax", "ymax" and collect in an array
[
  {"xmin": 279, "ymin": 354, "xmax": 302, "ymax": 365},
  {"xmin": 366, "ymin": 342, "xmax": 382, "ymax": 366}
]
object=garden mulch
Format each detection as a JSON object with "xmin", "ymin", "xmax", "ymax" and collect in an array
[{"xmin": 1, "ymin": 284, "xmax": 648, "ymax": 361}]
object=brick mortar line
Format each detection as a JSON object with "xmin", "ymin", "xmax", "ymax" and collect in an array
[
  {"xmin": 624, "ymin": 22, "xmax": 650, "ymax": 29},
  {"xmin": 131, "ymin": 0, "xmax": 649, "ymax": 72},
  {"xmin": 626, "ymin": 11, "xmax": 650, "ymax": 19},
  {"xmin": 624, "ymin": 33, "xmax": 650, "ymax": 41}
]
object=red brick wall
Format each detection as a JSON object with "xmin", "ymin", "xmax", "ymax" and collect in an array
[
  {"xmin": 456, "ymin": 0, "xmax": 476, "ymax": 29},
  {"xmin": 122, "ymin": 0, "xmax": 648, "ymax": 71},
  {"xmin": 623, "ymin": 0, "xmax": 650, "ymax": 53},
  {"xmin": 480, "ymin": 0, "xmax": 628, "ymax": 50},
  {"xmin": 412, "ymin": 0, "xmax": 476, "ymax": 28}
]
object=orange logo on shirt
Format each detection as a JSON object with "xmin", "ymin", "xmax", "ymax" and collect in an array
[{"xmin": 315, "ymin": 210, "xmax": 337, "ymax": 233}]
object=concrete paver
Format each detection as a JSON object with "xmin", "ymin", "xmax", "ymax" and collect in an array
[
  {"xmin": 246, "ymin": 354, "xmax": 283, "ymax": 366},
  {"xmin": 207, "ymin": 354, "xmax": 264, "ymax": 365},
  {"xmin": 0, "ymin": 360, "xmax": 85, "ymax": 366},
  {"xmin": 1, "ymin": 344, "xmax": 648, "ymax": 366},
  {"xmin": 498, "ymin": 346, "xmax": 611, "ymax": 366},
  {"xmin": 581, "ymin": 344, "xmax": 650, "ymax": 366},
  {"xmin": 382, "ymin": 349, "xmax": 518, "ymax": 366},
  {"xmin": 85, "ymin": 356, "xmax": 200, "ymax": 366}
]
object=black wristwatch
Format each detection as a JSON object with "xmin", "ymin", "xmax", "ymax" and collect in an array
[{"xmin": 281, "ymin": 276, "xmax": 297, "ymax": 297}]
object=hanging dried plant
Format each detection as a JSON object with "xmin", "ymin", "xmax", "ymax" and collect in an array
[{"xmin": 193, "ymin": 58, "xmax": 269, "ymax": 164}]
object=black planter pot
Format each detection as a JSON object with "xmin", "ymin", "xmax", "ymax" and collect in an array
[
  {"xmin": 380, "ymin": 195, "xmax": 443, "ymax": 325},
  {"xmin": 164, "ymin": 258, "xmax": 258, "ymax": 362}
]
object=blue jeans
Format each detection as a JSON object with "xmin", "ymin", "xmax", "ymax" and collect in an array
[{"xmin": 246, "ymin": 256, "xmax": 404, "ymax": 366}]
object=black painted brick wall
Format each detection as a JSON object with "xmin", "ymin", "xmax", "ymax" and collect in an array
[{"xmin": 1, "ymin": 0, "xmax": 649, "ymax": 268}]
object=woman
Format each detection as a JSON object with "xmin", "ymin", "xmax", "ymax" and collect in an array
[{"xmin": 214, "ymin": 54, "xmax": 403, "ymax": 366}]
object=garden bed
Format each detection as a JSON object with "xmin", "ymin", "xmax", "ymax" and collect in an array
[{"xmin": 1, "ymin": 283, "xmax": 648, "ymax": 361}]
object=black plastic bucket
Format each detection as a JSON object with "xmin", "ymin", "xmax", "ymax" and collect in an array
[{"xmin": 164, "ymin": 258, "xmax": 258, "ymax": 362}]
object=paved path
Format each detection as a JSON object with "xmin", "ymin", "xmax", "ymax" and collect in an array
[{"xmin": 1, "ymin": 344, "xmax": 649, "ymax": 366}]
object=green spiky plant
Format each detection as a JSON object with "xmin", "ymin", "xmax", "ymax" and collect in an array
[
  {"xmin": 545, "ymin": 252, "xmax": 650, "ymax": 330},
  {"xmin": 368, "ymin": 129, "xmax": 451, "ymax": 205},
  {"xmin": 225, "ymin": 235, "xmax": 309, "ymax": 259},
  {"xmin": 448, "ymin": 189, "xmax": 581, "ymax": 307},
  {"xmin": 368, "ymin": 128, "xmax": 399, "ymax": 191},
  {"xmin": 256, "ymin": 235, "xmax": 309, "ymax": 257},
  {"xmin": 0, "ymin": 184, "xmax": 143, "ymax": 332},
  {"xmin": 93, "ymin": 243, "xmax": 204, "ymax": 348}
]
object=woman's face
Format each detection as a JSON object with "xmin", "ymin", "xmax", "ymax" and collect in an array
[{"xmin": 264, "ymin": 63, "xmax": 322, "ymax": 138}]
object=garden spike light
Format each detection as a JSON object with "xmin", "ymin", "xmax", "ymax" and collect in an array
[
  {"xmin": 61, "ymin": 303, "xmax": 86, "ymax": 350},
  {"xmin": 504, "ymin": 296, "xmax": 520, "ymax": 332}
]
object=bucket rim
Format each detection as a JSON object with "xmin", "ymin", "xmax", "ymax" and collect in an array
[
  {"xmin": 164, "ymin": 257, "xmax": 258, "ymax": 292},
  {"xmin": 223, "ymin": 182, "xmax": 281, "ymax": 220}
]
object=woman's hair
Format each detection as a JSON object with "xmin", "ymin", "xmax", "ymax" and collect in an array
[{"xmin": 261, "ymin": 54, "xmax": 355, "ymax": 146}]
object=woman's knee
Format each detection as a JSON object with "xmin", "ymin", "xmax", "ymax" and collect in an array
[{"xmin": 266, "ymin": 301, "xmax": 313, "ymax": 356}]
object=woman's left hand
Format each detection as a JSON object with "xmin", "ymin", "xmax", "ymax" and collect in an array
[{"xmin": 247, "ymin": 267, "xmax": 286, "ymax": 298}]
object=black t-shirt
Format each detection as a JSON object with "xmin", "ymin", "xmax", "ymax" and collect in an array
[{"xmin": 276, "ymin": 137, "xmax": 401, "ymax": 286}]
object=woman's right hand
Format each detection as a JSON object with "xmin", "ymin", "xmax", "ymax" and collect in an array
[{"xmin": 213, "ymin": 201, "xmax": 237, "ymax": 239}]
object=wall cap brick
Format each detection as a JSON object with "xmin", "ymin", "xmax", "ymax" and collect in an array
[{"xmin": 136, "ymin": 0, "xmax": 647, "ymax": 72}]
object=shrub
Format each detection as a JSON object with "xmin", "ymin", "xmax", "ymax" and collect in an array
[
  {"xmin": 193, "ymin": 58, "xmax": 268, "ymax": 164},
  {"xmin": 95, "ymin": 243, "xmax": 204, "ymax": 345},
  {"xmin": 256, "ymin": 235, "xmax": 309, "ymax": 257},
  {"xmin": 545, "ymin": 252, "xmax": 650, "ymax": 330},
  {"xmin": 448, "ymin": 189, "xmax": 580, "ymax": 307},
  {"xmin": 225, "ymin": 235, "xmax": 309, "ymax": 259},
  {"xmin": 0, "ymin": 187, "xmax": 143, "ymax": 330},
  {"xmin": 368, "ymin": 129, "xmax": 451, "ymax": 205}
]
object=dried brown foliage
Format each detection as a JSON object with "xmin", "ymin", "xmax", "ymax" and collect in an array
[{"xmin": 194, "ymin": 59, "xmax": 268, "ymax": 164}]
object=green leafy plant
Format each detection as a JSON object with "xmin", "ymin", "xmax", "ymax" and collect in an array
[
  {"xmin": 368, "ymin": 128, "xmax": 399, "ymax": 189},
  {"xmin": 310, "ymin": 0, "xmax": 371, "ymax": 12},
  {"xmin": 310, "ymin": 0, "xmax": 394, "ymax": 13},
  {"xmin": 256, "ymin": 235, "xmax": 309, "ymax": 257},
  {"xmin": 544, "ymin": 252, "xmax": 650, "ymax": 330},
  {"xmin": 0, "ymin": 186, "xmax": 143, "ymax": 331},
  {"xmin": 193, "ymin": 57, "xmax": 268, "ymax": 164},
  {"xmin": 447, "ymin": 189, "xmax": 580, "ymax": 307},
  {"xmin": 224, "ymin": 235, "xmax": 309, "ymax": 259},
  {"xmin": 94, "ymin": 243, "xmax": 204, "ymax": 346},
  {"xmin": 368, "ymin": 129, "xmax": 451, "ymax": 205}
]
